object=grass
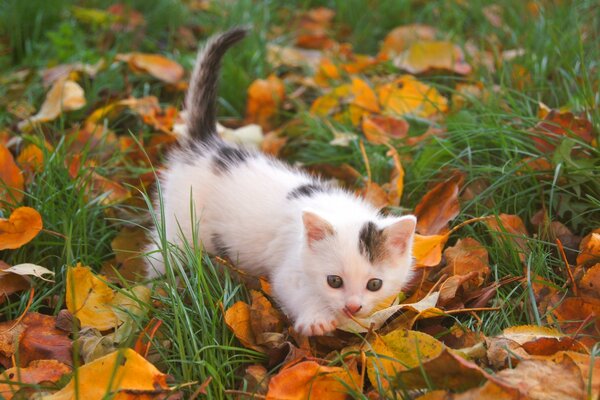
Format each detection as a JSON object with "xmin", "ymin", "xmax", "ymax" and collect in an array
[{"xmin": 0, "ymin": 0, "xmax": 598, "ymax": 397}]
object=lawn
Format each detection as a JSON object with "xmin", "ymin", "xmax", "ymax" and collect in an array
[{"xmin": 0, "ymin": 0, "xmax": 599, "ymax": 398}]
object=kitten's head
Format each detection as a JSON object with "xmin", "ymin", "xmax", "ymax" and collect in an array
[{"xmin": 301, "ymin": 210, "xmax": 417, "ymax": 319}]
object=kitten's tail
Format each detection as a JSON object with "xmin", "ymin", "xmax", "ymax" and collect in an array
[{"xmin": 185, "ymin": 27, "xmax": 249, "ymax": 142}]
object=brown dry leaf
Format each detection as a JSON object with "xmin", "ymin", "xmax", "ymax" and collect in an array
[
  {"xmin": 295, "ymin": 7, "xmax": 336, "ymax": 50},
  {"xmin": 41, "ymin": 60, "xmax": 104, "ymax": 87},
  {"xmin": 102, "ymin": 226, "xmax": 148, "ymax": 282},
  {"xmin": 529, "ymin": 108, "xmax": 595, "ymax": 152},
  {"xmin": 361, "ymin": 115, "xmax": 409, "ymax": 145},
  {"xmin": 459, "ymin": 358, "xmax": 585, "ymax": 400},
  {"xmin": 44, "ymin": 348, "xmax": 169, "ymax": 400},
  {"xmin": 0, "ymin": 144, "xmax": 24, "ymax": 204},
  {"xmin": 18, "ymin": 78, "xmax": 86, "ymax": 130},
  {"xmin": 116, "ymin": 53, "xmax": 184, "ymax": 83},
  {"xmin": 442, "ymin": 238, "xmax": 490, "ymax": 289},
  {"xmin": 366, "ymin": 329, "xmax": 483, "ymax": 392},
  {"xmin": 0, "ymin": 261, "xmax": 30, "ymax": 304},
  {"xmin": 377, "ymin": 75, "xmax": 448, "ymax": 118},
  {"xmin": 548, "ymin": 351, "xmax": 600, "ymax": 399},
  {"xmin": 0, "ymin": 359, "xmax": 71, "ymax": 400},
  {"xmin": 485, "ymin": 214, "xmax": 529, "ymax": 260},
  {"xmin": 0, "ymin": 207, "xmax": 43, "ymax": 250},
  {"xmin": 393, "ymin": 41, "xmax": 472, "ymax": 75},
  {"xmin": 246, "ymin": 74, "xmax": 285, "ymax": 130},
  {"xmin": 500, "ymin": 325, "xmax": 585, "ymax": 356},
  {"xmin": 66, "ymin": 263, "xmax": 119, "ymax": 331},
  {"xmin": 266, "ymin": 360, "xmax": 361, "ymax": 400},
  {"xmin": 577, "ymin": 229, "xmax": 600, "ymax": 267},
  {"xmin": 387, "ymin": 146, "xmax": 405, "ymax": 206},
  {"xmin": 379, "ymin": 24, "xmax": 438, "ymax": 58},
  {"xmin": 90, "ymin": 172, "xmax": 131, "ymax": 205},
  {"xmin": 360, "ymin": 182, "xmax": 390, "ymax": 209},
  {"xmin": 550, "ymin": 296, "xmax": 600, "ymax": 347},
  {"xmin": 414, "ymin": 173, "xmax": 463, "ymax": 235},
  {"xmin": 413, "ymin": 233, "xmax": 449, "ymax": 267},
  {"xmin": 580, "ymin": 263, "xmax": 600, "ymax": 298},
  {"xmin": 250, "ymin": 291, "xmax": 285, "ymax": 339},
  {"xmin": 0, "ymin": 312, "xmax": 72, "ymax": 368},
  {"xmin": 261, "ymin": 131, "xmax": 287, "ymax": 156}
]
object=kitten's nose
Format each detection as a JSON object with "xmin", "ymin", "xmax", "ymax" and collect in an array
[{"xmin": 344, "ymin": 303, "xmax": 362, "ymax": 315}]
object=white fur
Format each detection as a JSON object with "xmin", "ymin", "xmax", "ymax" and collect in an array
[{"xmin": 146, "ymin": 141, "xmax": 416, "ymax": 336}]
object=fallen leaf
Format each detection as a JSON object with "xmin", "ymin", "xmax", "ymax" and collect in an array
[
  {"xmin": 0, "ymin": 312, "xmax": 72, "ymax": 368},
  {"xmin": 3, "ymin": 263, "xmax": 54, "ymax": 281},
  {"xmin": 44, "ymin": 348, "xmax": 169, "ymax": 400},
  {"xmin": 0, "ymin": 359, "xmax": 70, "ymax": 400},
  {"xmin": 414, "ymin": 173, "xmax": 463, "ymax": 235},
  {"xmin": 362, "ymin": 115, "xmax": 409, "ymax": 145},
  {"xmin": 18, "ymin": 79, "xmax": 86, "ymax": 130},
  {"xmin": 413, "ymin": 233, "xmax": 449, "ymax": 267},
  {"xmin": 116, "ymin": 53, "xmax": 184, "ymax": 83},
  {"xmin": 66, "ymin": 264, "xmax": 119, "ymax": 331},
  {"xmin": 17, "ymin": 142, "xmax": 49, "ymax": 173},
  {"xmin": 102, "ymin": 226, "xmax": 148, "ymax": 282},
  {"xmin": 224, "ymin": 300, "xmax": 262, "ymax": 352},
  {"xmin": 0, "ymin": 144, "xmax": 24, "ymax": 204},
  {"xmin": 379, "ymin": 24, "xmax": 438, "ymax": 58},
  {"xmin": 266, "ymin": 360, "xmax": 361, "ymax": 400},
  {"xmin": 339, "ymin": 291, "xmax": 440, "ymax": 333},
  {"xmin": 529, "ymin": 108, "xmax": 595, "ymax": 152},
  {"xmin": 442, "ymin": 238, "xmax": 490, "ymax": 290},
  {"xmin": 485, "ymin": 214, "xmax": 529, "ymax": 261},
  {"xmin": 377, "ymin": 75, "xmax": 448, "ymax": 118},
  {"xmin": 266, "ymin": 44, "xmax": 323, "ymax": 69},
  {"xmin": 580, "ymin": 263, "xmax": 600, "ymax": 298},
  {"xmin": 393, "ymin": 41, "xmax": 472, "ymax": 75},
  {"xmin": 550, "ymin": 296, "xmax": 600, "ymax": 347},
  {"xmin": 311, "ymin": 78, "xmax": 380, "ymax": 125},
  {"xmin": 246, "ymin": 74, "xmax": 285, "ymax": 130},
  {"xmin": 0, "ymin": 261, "xmax": 30, "ymax": 304},
  {"xmin": 0, "ymin": 207, "xmax": 43, "ymax": 250},
  {"xmin": 500, "ymin": 325, "xmax": 585, "ymax": 356},
  {"xmin": 41, "ymin": 60, "xmax": 104, "ymax": 87},
  {"xmin": 577, "ymin": 230, "xmax": 600, "ymax": 267}
]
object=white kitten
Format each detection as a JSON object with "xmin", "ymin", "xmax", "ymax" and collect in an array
[{"xmin": 145, "ymin": 28, "xmax": 417, "ymax": 336}]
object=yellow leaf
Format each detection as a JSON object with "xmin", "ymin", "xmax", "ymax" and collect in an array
[
  {"xmin": 224, "ymin": 300, "xmax": 263, "ymax": 352},
  {"xmin": 413, "ymin": 233, "xmax": 449, "ymax": 267},
  {"xmin": 18, "ymin": 79, "xmax": 86, "ymax": 130},
  {"xmin": 377, "ymin": 75, "xmax": 448, "ymax": 118},
  {"xmin": 311, "ymin": 78, "xmax": 379, "ymax": 125},
  {"xmin": 394, "ymin": 41, "xmax": 472, "ymax": 75},
  {"xmin": 116, "ymin": 53, "xmax": 184, "ymax": 83},
  {"xmin": 66, "ymin": 264, "xmax": 118, "ymax": 331},
  {"xmin": 43, "ymin": 348, "xmax": 169, "ymax": 400},
  {"xmin": 367, "ymin": 329, "xmax": 443, "ymax": 391},
  {"xmin": 379, "ymin": 24, "xmax": 438, "ymax": 57},
  {"xmin": 0, "ymin": 207, "xmax": 43, "ymax": 250},
  {"xmin": 0, "ymin": 145, "xmax": 24, "ymax": 204}
]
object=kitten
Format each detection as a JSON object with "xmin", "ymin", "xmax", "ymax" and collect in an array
[{"xmin": 145, "ymin": 28, "xmax": 417, "ymax": 336}]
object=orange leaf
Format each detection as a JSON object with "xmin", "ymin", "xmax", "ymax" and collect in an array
[
  {"xmin": 414, "ymin": 173, "xmax": 463, "ymax": 235},
  {"xmin": 387, "ymin": 146, "xmax": 405, "ymax": 205},
  {"xmin": 224, "ymin": 300, "xmax": 262, "ymax": 352},
  {"xmin": 266, "ymin": 360, "xmax": 360, "ymax": 400},
  {"xmin": 246, "ymin": 74, "xmax": 285, "ymax": 130},
  {"xmin": 311, "ymin": 78, "xmax": 379, "ymax": 126},
  {"xmin": 116, "ymin": 53, "xmax": 184, "ymax": 83},
  {"xmin": 377, "ymin": 75, "xmax": 448, "ymax": 118},
  {"xmin": 394, "ymin": 41, "xmax": 472, "ymax": 75},
  {"xmin": 529, "ymin": 108, "xmax": 595, "ymax": 152},
  {"xmin": 362, "ymin": 115, "xmax": 409, "ymax": 145},
  {"xmin": 0, "ymin": 360, "xmax": 70, "ymax": 400},
  {"xmin": 0, "ymin": 145, "xmax": 24, "ymax": 204},
  {"xmin": 0, "ymin": 207, "xmax": 42, "ymax": 250},
  {"xmin": 413, "ymin": 233, "xmax": 449, "ymax": 267},
  {"xmin": 485, "ymin": 214, "xmax": 529, "ymax": 260},
  {"xmin": 577, "ymin": 229, "xmax": 600, "ymax": 267}
]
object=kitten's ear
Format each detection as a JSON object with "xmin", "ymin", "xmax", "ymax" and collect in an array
[
  {"xmin": 302, "ymin": 211, "xmax": 335, "ymax": 247},
  {"xmin": 383, "ymin": 215, "xmax": 417, "ymax": 254}
]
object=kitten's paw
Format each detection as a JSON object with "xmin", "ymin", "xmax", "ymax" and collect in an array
[{"xmin": 295, "ymin": 317, "xmax": 337, "ymax": 336}]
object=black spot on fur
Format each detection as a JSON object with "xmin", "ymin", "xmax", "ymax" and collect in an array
[
  {"xmin": 212, "ymin": 145, "xmax": 253, "ymax": 173},
  {"xmin": 287, "ymin": 183, "xmax": 328, "ymax": 200},
  {"xmin": 358, "ymin": 221, "xmax": 386, "ymax": 263},
  {"xmin": 211, "ymin": 233, "xmax": 229, "ymax": 257}
]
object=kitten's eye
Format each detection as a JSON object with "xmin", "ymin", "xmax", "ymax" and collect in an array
[
  {"xmin": 366, "ymin": 278, "xmax": 382, "ymax": 291},
  {"xmin": 327, "ymin": 275, "xmax": 343, "ymax": 288}
]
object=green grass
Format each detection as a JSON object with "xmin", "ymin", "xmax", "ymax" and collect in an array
[{"xmin": 0, "ymin": 0, "xmax": 598, "ymax": 397}]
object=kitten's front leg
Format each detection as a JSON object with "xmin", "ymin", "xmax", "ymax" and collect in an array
[{"xmin": 293, "ymin": 299, "xmax": 338, "ymax": 336}]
